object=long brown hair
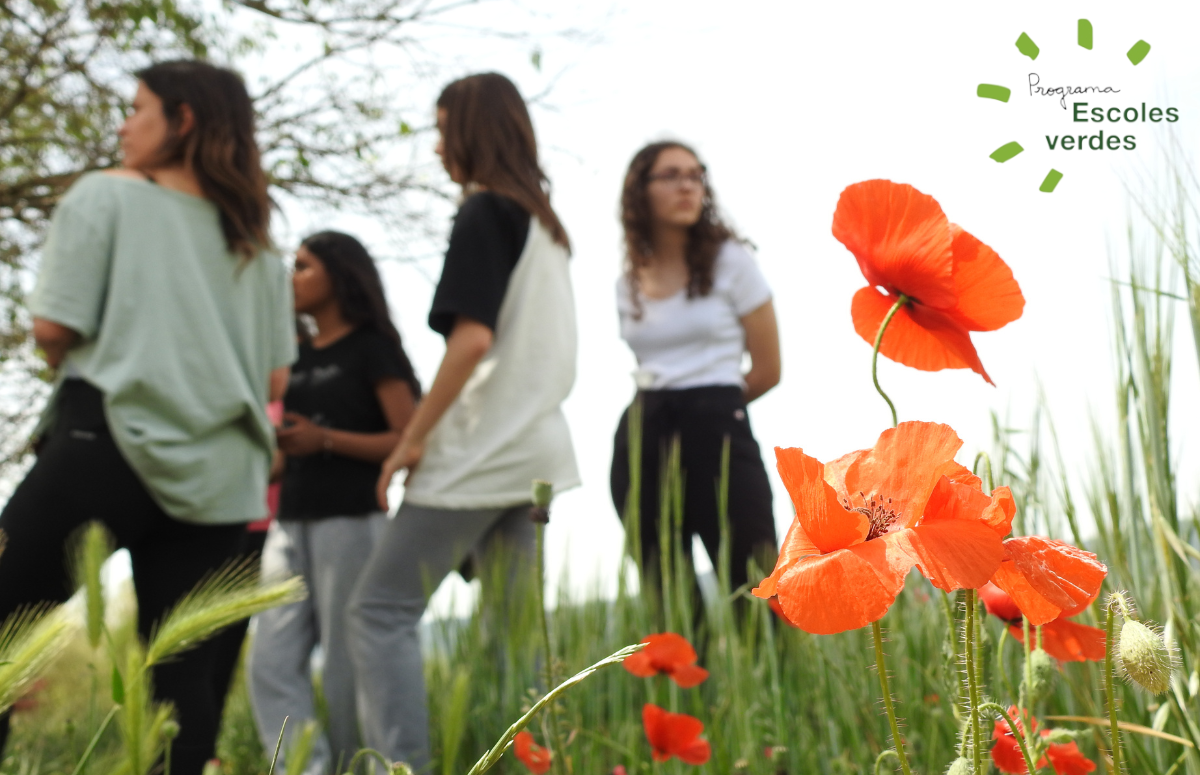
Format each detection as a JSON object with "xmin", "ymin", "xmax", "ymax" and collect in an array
[
  {"xmin": 135, "ymin": 60, "xmax": 271, "ymax": 259},
  {"xmin": 620, "ymin": 141, "xmax": 738, "ymax": 316},
  {"xmin": 436, "ymin": 73, "xmax": 569, "ymax": 250}
]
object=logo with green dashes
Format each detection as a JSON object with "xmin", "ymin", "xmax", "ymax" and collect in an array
[{"xmin": 977, "ymin": 20, "xmax": 1170, "ymax": 193}]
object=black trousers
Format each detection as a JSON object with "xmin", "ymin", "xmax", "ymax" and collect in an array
[
  {"xmin": 609, "ymin": 385, "xmax": 778, "ymax": 598},
  {"xmin": 0, "ymin": 381, "xmax": 244, "ymax": 775}
]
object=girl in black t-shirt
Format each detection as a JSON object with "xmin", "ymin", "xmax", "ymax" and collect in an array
[{"xmin": 247, "ymin": 231, "xmax": 419, "ymax": 773}]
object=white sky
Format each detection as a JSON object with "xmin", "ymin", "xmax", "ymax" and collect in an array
[{"xmin": 98, "ymin": 0, "xmax": 1200, "ymax": 611}]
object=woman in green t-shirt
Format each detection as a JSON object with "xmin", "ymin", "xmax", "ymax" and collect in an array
[{"xmin": 0, "ymin": 61, "xmax": 295, "ymax": 773}]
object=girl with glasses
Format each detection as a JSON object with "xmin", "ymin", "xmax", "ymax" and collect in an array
[{"xmin": 611, "ymin": 141, "xmax": 781, "ymax": 611}]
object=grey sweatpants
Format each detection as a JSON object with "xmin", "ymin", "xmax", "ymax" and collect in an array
[
  {"xmin": 248, "ymin": 515, "xmax": 386, "ymax": 775},
  {"xmin": 346, "ymin": 502, "xmax": 536, "ymax": 771}
]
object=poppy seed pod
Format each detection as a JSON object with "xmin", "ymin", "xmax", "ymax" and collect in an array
[
  {"xmin": 946, "ymin": 757, "xmax": 971, "ymax": 775},
  {"xmin": 1119, "ymin": 619, "xmax": 1174, "ymax": 694}
]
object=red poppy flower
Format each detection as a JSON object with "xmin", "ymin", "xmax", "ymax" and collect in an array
[
  {"xmin": 991, "ymin": 706, "xmax": 1095, "ymax": 774},
  {"xmin": 753, "ymin": 422, "xmax": 1014, "ymax": 634},
  {"xmin": 979, "ymin": 581, "xmax": 1105, "ymax": 663},
  {"xmin": 990, "ymin": 536, "xmax": 1107, "ymax": 626},
  {"xmin": 642, "ymin": 704, "xmax": 711, "ymax": 765},
  {"xmin": 513, "ymin": 730, "xmax": 552, "ymax": 775},
  {"xmin": 622, "ymin": 633, "xmax": 709, "ymax": 688},
  {"xmin": 832, "ymin": 179, "xmax": 1024, "ymax": 384}
]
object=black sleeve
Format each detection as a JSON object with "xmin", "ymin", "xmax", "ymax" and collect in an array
[
  {"xmin": 428, "ymin": 192, "xmax": 530, "ymax": 337},
  {"xmin": 361, "ymin": 329, "xmax": 416, "ymax": 387}
]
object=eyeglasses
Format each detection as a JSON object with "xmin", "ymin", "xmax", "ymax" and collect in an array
[{"xmin": 647, "ymin": 169, "xmax": 707, "ymax": 188}]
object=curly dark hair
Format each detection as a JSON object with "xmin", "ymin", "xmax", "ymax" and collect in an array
[{"xmin": 620, "ymin": 141, "xmax": 738, "ymax": 318}]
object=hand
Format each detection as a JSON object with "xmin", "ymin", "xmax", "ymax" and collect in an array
[
  {"xmin": 276, "ymin": 412, "xmax": 327, "ymax": 457},
  {"xmin": 376, "ymin": 434, "xmax": 426, "ymax": 511}
]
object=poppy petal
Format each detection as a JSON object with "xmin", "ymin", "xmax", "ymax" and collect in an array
[
  {"xmin": 896, "ymin": 520, "xmax": 1005, "ymax": 591},
  {"xmin": 644, "ymin": 633, "xmax": 698, "ymax": 670},
  {"xmin": 823, "ymin": 448, "xmax": 867, "ymax": 503},
  {"xmin": 1046, "ymin": 740, "xmax": 1097, "ymax": 774},
  {"xmin": 513, "ymin": 730, "xmax": 552, "ymax": 775},
  {"xmin": 668, "ymin": 663, "xmax": 710, "ymax": 689},
  {"xmin": 922, "ymin": 476, "xmax": 993, "ymax": 525},
  {"xmin": 921, "ymin": 477, "xmax": 1014, "ymax": 538},
  {"xmin": 621, "ymin": 649, "xmax": 658, "ymax": 678},
  {"xmin": 1012, "ymin": 619, "xmax": 1106, "ymax": 663},
  {"xmin": 642, "ymin": 704, "xmax": 708, "ymax": 765},
  {"xmin": 994, "ymin": 537, "xmax": 1108, "ymax": 625},
  {"xmin": 992, "ymin": 559, "xmax": 1062, "ymax": 625},
  {"xmin": 947, "ymin": 225, "xmax": 1025, "ymax": 332},
  {"xmin": 842, "ymin": 422, "xmax": 964, "ymax": 527},
  {"xmin": 852, "ymin": 286, "xmax": 993, "ymax": 383},
  {"xmin": 980, "ymin": 581, "xmax": 1024, "ymax": 623},
  {"xmin": 773, "ymin": 537, "xmax": 910, "ymax": 634},
  {"xmin": 775, "ymin": 447, "xmax": 867, "ymax": 553},
  {"xmin": 678, "ymin": 738, "xmax": 712, "ymax": 766},
  {"xmin": 768, "ymin": 596, "xmax": 801, "ymax": 628},
  {"xmin": 981, "ymin": 486, "xmax": 1016, "ymax": 537},
  {"xmin": 754, "ymin": 515, "xmax": 820, "ymax": 599},
  {"xmin": 831, "ymin": 179, "xmax": 957, "ymax": 308}
]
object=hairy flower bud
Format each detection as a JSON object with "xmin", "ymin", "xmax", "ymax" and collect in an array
[
  {"xmin": 162, "ymin": 719, "xmax": 181, "ymax": 740},
  {"xmin": 1046, "ymin": 728, "xmax": 1078, "ymax": 745},
  {"xmin": 946, "ymin": 757, "xmax": 972, "ymax": 775},
  {"xmin": 530, "ymin": 480, "xmax": 553, "ymax": 523},
  {"xmin": 1119, "ymin": 619, "xmax": 1174, "ymax": 694},
  {"xmin": 1028, "ymin": 648, "xmax": 1056, "ymax": 703}
]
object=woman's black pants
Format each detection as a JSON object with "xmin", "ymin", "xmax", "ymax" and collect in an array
[
  {"xmin": 0, "ymin": 380, "xmax": 244, "ymax": 774},
  {"xmin": 610, "ymin": 385, "xmax": 778, "ymax": 608}
]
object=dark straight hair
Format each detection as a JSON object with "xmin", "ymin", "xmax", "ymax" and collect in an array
[
  {"xmin": 436, "ymin": 72, "xmax": 570, "ymax": 251},
  {"xmin": 299, "ymin": 231, "xmax": 422, "ymax": 399},
  {"xmin": 135, "ymin": 60, "xmax": 272, "ymax": 259}
]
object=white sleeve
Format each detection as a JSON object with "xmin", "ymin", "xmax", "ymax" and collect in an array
[{"xmin": 720, "ymin": 241, "xmax": 772, "ymax": 316}]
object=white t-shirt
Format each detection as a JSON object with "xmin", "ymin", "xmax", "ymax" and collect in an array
[{"xmin": 617, "ymin": 240, "xmax": 772, "ymax": 391}]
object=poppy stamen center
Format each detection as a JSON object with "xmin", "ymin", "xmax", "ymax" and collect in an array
[{"xmin": 845, "ymin": 492, "xmax": 899, "ymax": 540}]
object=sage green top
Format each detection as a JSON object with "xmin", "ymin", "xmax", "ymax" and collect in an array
[{"xmin": 29, "ymin": 172, "xmax": 296, "ymax": 524}]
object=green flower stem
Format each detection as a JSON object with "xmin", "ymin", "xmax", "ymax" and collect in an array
[
  {"xmin": 1105, "ymin": 603, "xmax": 1123, "ymax": 773},
  {"xmin": 535, "ymin": 523, "xmax": 567, "ymax": 774},
  {"xmin": 965, "ymin": 590, "xmax": 983, "ymax": 774},
  {"xmin": 941, "ymin": 592, "xmax": 962, "ymax": 720},
  {"xmin": 871, "ymin": 294, "xmax": 908, "ymax": 428},
  {"xmin": 980, "ymin": 702, "xmax": 1039, "ymax": 775},
  {"xmin": 871, "ymin": 620, "xmax": 912, "ymax": 775},
  {"xmin": 1022, "ymin": 615, "xmax": 1032, "ymax": 708},
  {"xmin": 873, "ymin": 749, "xmax": 900, "ymax": 775}
]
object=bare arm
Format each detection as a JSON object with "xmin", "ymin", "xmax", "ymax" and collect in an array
[
  {"xmin": 741, "ymin": 299, "xmax": 781, "ymax": 403},
  {"xmin": 32, "ymin": 317, "xmax": 80, "ymax": 369},
  {"xmin": 376, "ymin": 316, "xmax": 493, "ymax": 509}
]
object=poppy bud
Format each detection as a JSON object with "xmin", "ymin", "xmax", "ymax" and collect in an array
[
  {"xmin": 389, "ymin": 764, "xmax": 414, "ymax": 775},
  {"xmin": 1046, "ymin": 728, "xmax": 1078, "ymax": 745},
  {"xmin": 163, "ymin": 719, "xmax": 181, "ymax": 740},
  {"xmin": 1027, "ymin": 648, "xmax": 1056, "ymax": 704},
  {"xmin": 1119, "ymin": 619, "xmax": 1174, "ymax": 694},
  {"xmin": 946, "ymin": 757, "xmax": 972, "ymax": 775},
  {"xmin": 530, "ymin": 480, "xmax": 553, "ymax": 523}
]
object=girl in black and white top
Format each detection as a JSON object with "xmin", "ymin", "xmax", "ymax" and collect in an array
[
  {"xmin": 348, "ymin": 72, "xmax": 578, "ymax": 771},
  {"xmin": 611, "ymin": 141, "xmax": 781, "ymax": 601}
]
